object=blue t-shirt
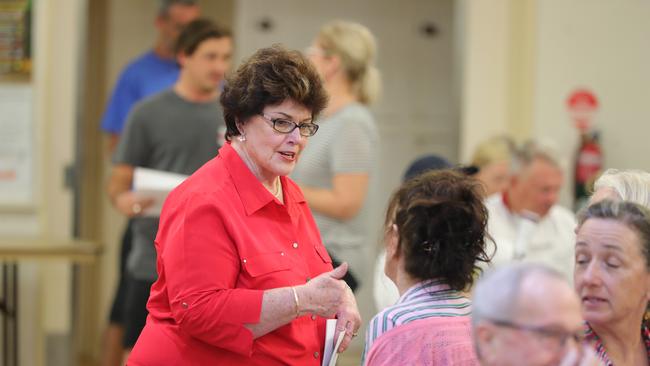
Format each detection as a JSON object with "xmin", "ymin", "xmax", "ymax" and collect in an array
[{"xmin": 100, "ymin": 50, "xmax": 179, "ymax": 134}]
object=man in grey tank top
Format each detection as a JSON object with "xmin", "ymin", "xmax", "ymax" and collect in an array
[{"xmin": 107, "ymin": 19, "xmax": 232, "ymax": 353}]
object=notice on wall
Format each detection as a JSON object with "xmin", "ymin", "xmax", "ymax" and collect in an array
[{"xmin": 0, "ymin": 84, "xmax": 34, "ymax": 209}]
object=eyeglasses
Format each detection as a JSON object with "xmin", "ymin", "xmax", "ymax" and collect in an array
[
  {"xmin": 489, "ymin": 318, "xmax": 585, "ymax": 350},
  {"xmin": 260, "ymin": 114, "xmax": 319, "ymax": 137}
]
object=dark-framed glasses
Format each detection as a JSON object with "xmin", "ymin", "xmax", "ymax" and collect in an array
[
  {"xmin": 260, "ymin": 114, "xmax": 319, "ymax": 137},
  {"xmin": 489, "ymin": 318, "xmax": 585, "ymax": 350}
]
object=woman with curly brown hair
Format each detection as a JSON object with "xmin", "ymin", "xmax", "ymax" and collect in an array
[
  {"xmin": 127, "ymin": 45, "xmax": 361, "ymax": 365},
  {"xmin": 363, "ymin": 170, "xmax": 490, "ymax": 366}
]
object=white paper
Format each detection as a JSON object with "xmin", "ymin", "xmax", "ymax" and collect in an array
[
  {"xmin": 322, "ymin": 319, "xmax": 346, "ymax": 366},
  {"xmin": 132, "ymin": 167, "xmax": 188, "ymax": 217}
]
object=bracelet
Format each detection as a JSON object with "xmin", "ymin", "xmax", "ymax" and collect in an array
[{"xmin": 291, "ymin": 287, "xmax": 300, "ymax": 318}]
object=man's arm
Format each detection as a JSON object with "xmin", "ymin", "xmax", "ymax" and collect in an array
[{"xmin": 107, "ymin": 164, "xmax": 152, "ymax": 217}]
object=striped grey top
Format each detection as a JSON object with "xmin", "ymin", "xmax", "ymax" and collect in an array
[
  {"xmin": 291, "ymin": 103, "xmax": 379, "ymax": 275},
  {"xmin": 362, "ymin": 279, "xmax": 472, "ymax": 363}
]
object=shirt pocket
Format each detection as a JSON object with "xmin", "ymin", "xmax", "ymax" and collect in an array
[
  {"xmin": 314, "ymin": 244, "xmax": 332, "ymax": 264},
  {"xmin": 242, "ymin": 251, "xmax": 292, "ymax": 277}
]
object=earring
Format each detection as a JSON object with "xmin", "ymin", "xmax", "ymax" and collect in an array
[{"xmin": 238, "ymin": 134, "xmax": 246, "ymax": 142}]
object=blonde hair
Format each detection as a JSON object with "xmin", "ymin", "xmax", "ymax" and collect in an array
[
  {"xmin": 593, "ymin": 169, "xmax": 650, "ymax": 208},
  {"xmin": 317, "ymin": 20, "xmax": 381, "ymax": 105},
  {"xmin": 470, "ymin": 135, "xmax": 516, "ymax": 168}
]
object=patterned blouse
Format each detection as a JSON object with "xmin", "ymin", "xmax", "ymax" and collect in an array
[
  {"xmin": 583, "ymin": 321, "xmax": 650, "ymax": 365},
  {"xmin": 362, "ymin": 279, "xmax": 472, "ymax": 364}
]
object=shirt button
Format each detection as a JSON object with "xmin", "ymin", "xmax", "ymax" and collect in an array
[
  {"xmin": 292, "ymin": 242, "xmax": 299, "ymax": 249},
  {"xmin": 313, "ymin": 351, "xmax": 319, "ymax": 358},
  {"xmin": 242, "ymin": 259, "xmax": 247, "ymax": 263},
  {"xmin": 181, "ymin": 302, "xmax": 188, "ymax": 309},
  {"xmin": 311, "ymin": 314, "xmax": 317, "ymax": 320},
  {"xmin": 280, "ymin": 252, "xmax": 285, "ymax": 256}
]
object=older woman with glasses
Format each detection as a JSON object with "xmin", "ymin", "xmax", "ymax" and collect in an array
[
  {"xmin": 575, "ymin": 200, "xmax": 650, "ymax": 365},
  {"xmin": 128, "ymin": 45, "xmax": 361, "ymax": 365}
]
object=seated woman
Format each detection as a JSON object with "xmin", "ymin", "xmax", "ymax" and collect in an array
[
  {"xmin": 363, "ymin": 170, "xmax": 490, "ymax": 366},
  {"xmin": 373, "ymin": 154, "xmax": 454, "ymax": 311},
  {"xmin": 575, "ymin": 200, "xmax": 650, "ymax": 365}
]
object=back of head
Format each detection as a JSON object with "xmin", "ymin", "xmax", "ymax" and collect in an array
[
  {"xmin": 221, "ymin": 45, "xmax": 328, "ymax": 141},
  {"xmin": 403, "ymin": 155, "xmax": 452, "ymax": 182},
  {"xmin": 472, "ymin": 263, "xmax": 566, "ymax": 327},
  {"xmin": 158, "ymin": 0, "xmax": 197, "ymax": 17},
  {"xmin": 174, "ymin": 18, "xmax": 231, "ymax": 56},
  {"xmin": 593, "ymin": 169, "xmax": 650, "ymax": 208},
  {"xmin": 471, "ymin": 135, "xmax": 516, "ymax": 168},
  {"xmin": 317, "ymin": 20, "xmax": 381, "ymax": 105},
  {"xmin": 385, "ymin": 170, "xmax": 490, "ymax": 291}
]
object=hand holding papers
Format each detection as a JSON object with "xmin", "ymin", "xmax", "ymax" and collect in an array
[
  {"xmin": 322, "ymin": 319, "xmax": 346, "ymax": 366},
  {"xmin": 132, "ymin": 167, "xmax": 188, "ymax": 217}
]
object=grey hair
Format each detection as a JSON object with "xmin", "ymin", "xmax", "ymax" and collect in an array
[
  {"xmin": 578, "ymin": 199, "xmax": 650, "ymax": 270},
  {"xmin": 471, "ymin": 263, "xmax": 566, "ymax": 328},
  {"xmin": 158, "ymin": 0, "xmax": 197, "ymax": 17},
  {"xmin": 510, "ymin": 139, "xmax": 562, "ymax": 175},
  {"xmin": 593, "ymin": 169, "xmax": 650, "ymax": 208}
]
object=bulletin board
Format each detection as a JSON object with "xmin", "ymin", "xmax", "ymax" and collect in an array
[
  {"xmin": 0, "ymin": 0, "xmax": 34, "ymax": 210},
  {"xmin": 0, "ymin": 84, "xmax": 34, "ymax": 210},
  {"xmin": 0, "ymin": 0, "xmax": 32, "ymax": 75}
]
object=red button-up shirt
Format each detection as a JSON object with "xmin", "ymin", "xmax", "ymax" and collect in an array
[{"xmin": 128, "ymin": 143, "xmax": 333, "ymax": 366}]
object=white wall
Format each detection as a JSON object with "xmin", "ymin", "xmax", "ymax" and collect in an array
[
  {"xmin": 533, "ymin": 0, "xmax": 650, "ymax": 182},
  {"xmin": 0, "ymin": 0, "xmax": 86, "ymax": 364},
  {"xmin": 459, "ymin": 0, "xmax": 650, "ymax": 208},
  {"xmin": 458, "ymin": 0, "xmax": 514, "ymax": 162}
]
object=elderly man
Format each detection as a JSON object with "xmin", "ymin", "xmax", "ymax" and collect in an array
[
  {"xmin": 485, "ymin": 141, "xmax": 576, "ymax": 279},
  {"xmin": 472, "ymin": 264, "xmax": 599, "ymax": 366}
]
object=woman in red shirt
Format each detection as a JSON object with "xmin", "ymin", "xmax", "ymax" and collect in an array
[{"xmin": 128, "ymin": 45, "xmax": 361, "ymax": 365}]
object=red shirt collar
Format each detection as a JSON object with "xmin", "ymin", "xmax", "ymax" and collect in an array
[
  {"xmin": 218, "ymin": 142, "xmax": 305, "ymax": 216},
  {"xmin": 502, "ymin": 191, "xmax": 512, "ymax": 212}
]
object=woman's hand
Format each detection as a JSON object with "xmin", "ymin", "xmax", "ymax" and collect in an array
[{"xmin": 296, "ymin": 262, "xmax": 361, "ymax": 353}]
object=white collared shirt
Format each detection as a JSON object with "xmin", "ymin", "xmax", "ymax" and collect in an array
[{"xmin": 485, "ymin": 193, "xmax": 577, "ymax": 281}]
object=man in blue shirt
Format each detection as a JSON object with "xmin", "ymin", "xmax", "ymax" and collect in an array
[
  {"xmin": 101, "ymin": 0, "xmax": 200, "ymax": 151},
  {"xmin": 99, "ymin": 2, "xmax": 199, "ymax": 366}
]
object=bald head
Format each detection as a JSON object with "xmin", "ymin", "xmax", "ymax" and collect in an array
[{"xmin": 472, "ymin": 264, "xmax": 583, "ymax": 366}]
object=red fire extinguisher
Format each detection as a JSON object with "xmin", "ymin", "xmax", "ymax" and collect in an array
[{"xmin": 574, "ymin": 131, "xmax": 603, "ymax": 210}]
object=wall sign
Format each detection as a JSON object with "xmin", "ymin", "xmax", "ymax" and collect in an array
[
  {"xmin": 0, "ymin": 84, "xmax": 34, "ymax": 210},
  {"xmin": 567, "ymin": 88, "xmax": 599, "ymax": 132}
]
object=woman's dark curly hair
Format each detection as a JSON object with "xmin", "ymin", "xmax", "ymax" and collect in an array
[
  {"xmin": 385, "ymin": 169, "xmax": 492, "ymax": 291},
  {"xmin": 220, "ymin": 44, "xmax": 328, "ymax": 141}
]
